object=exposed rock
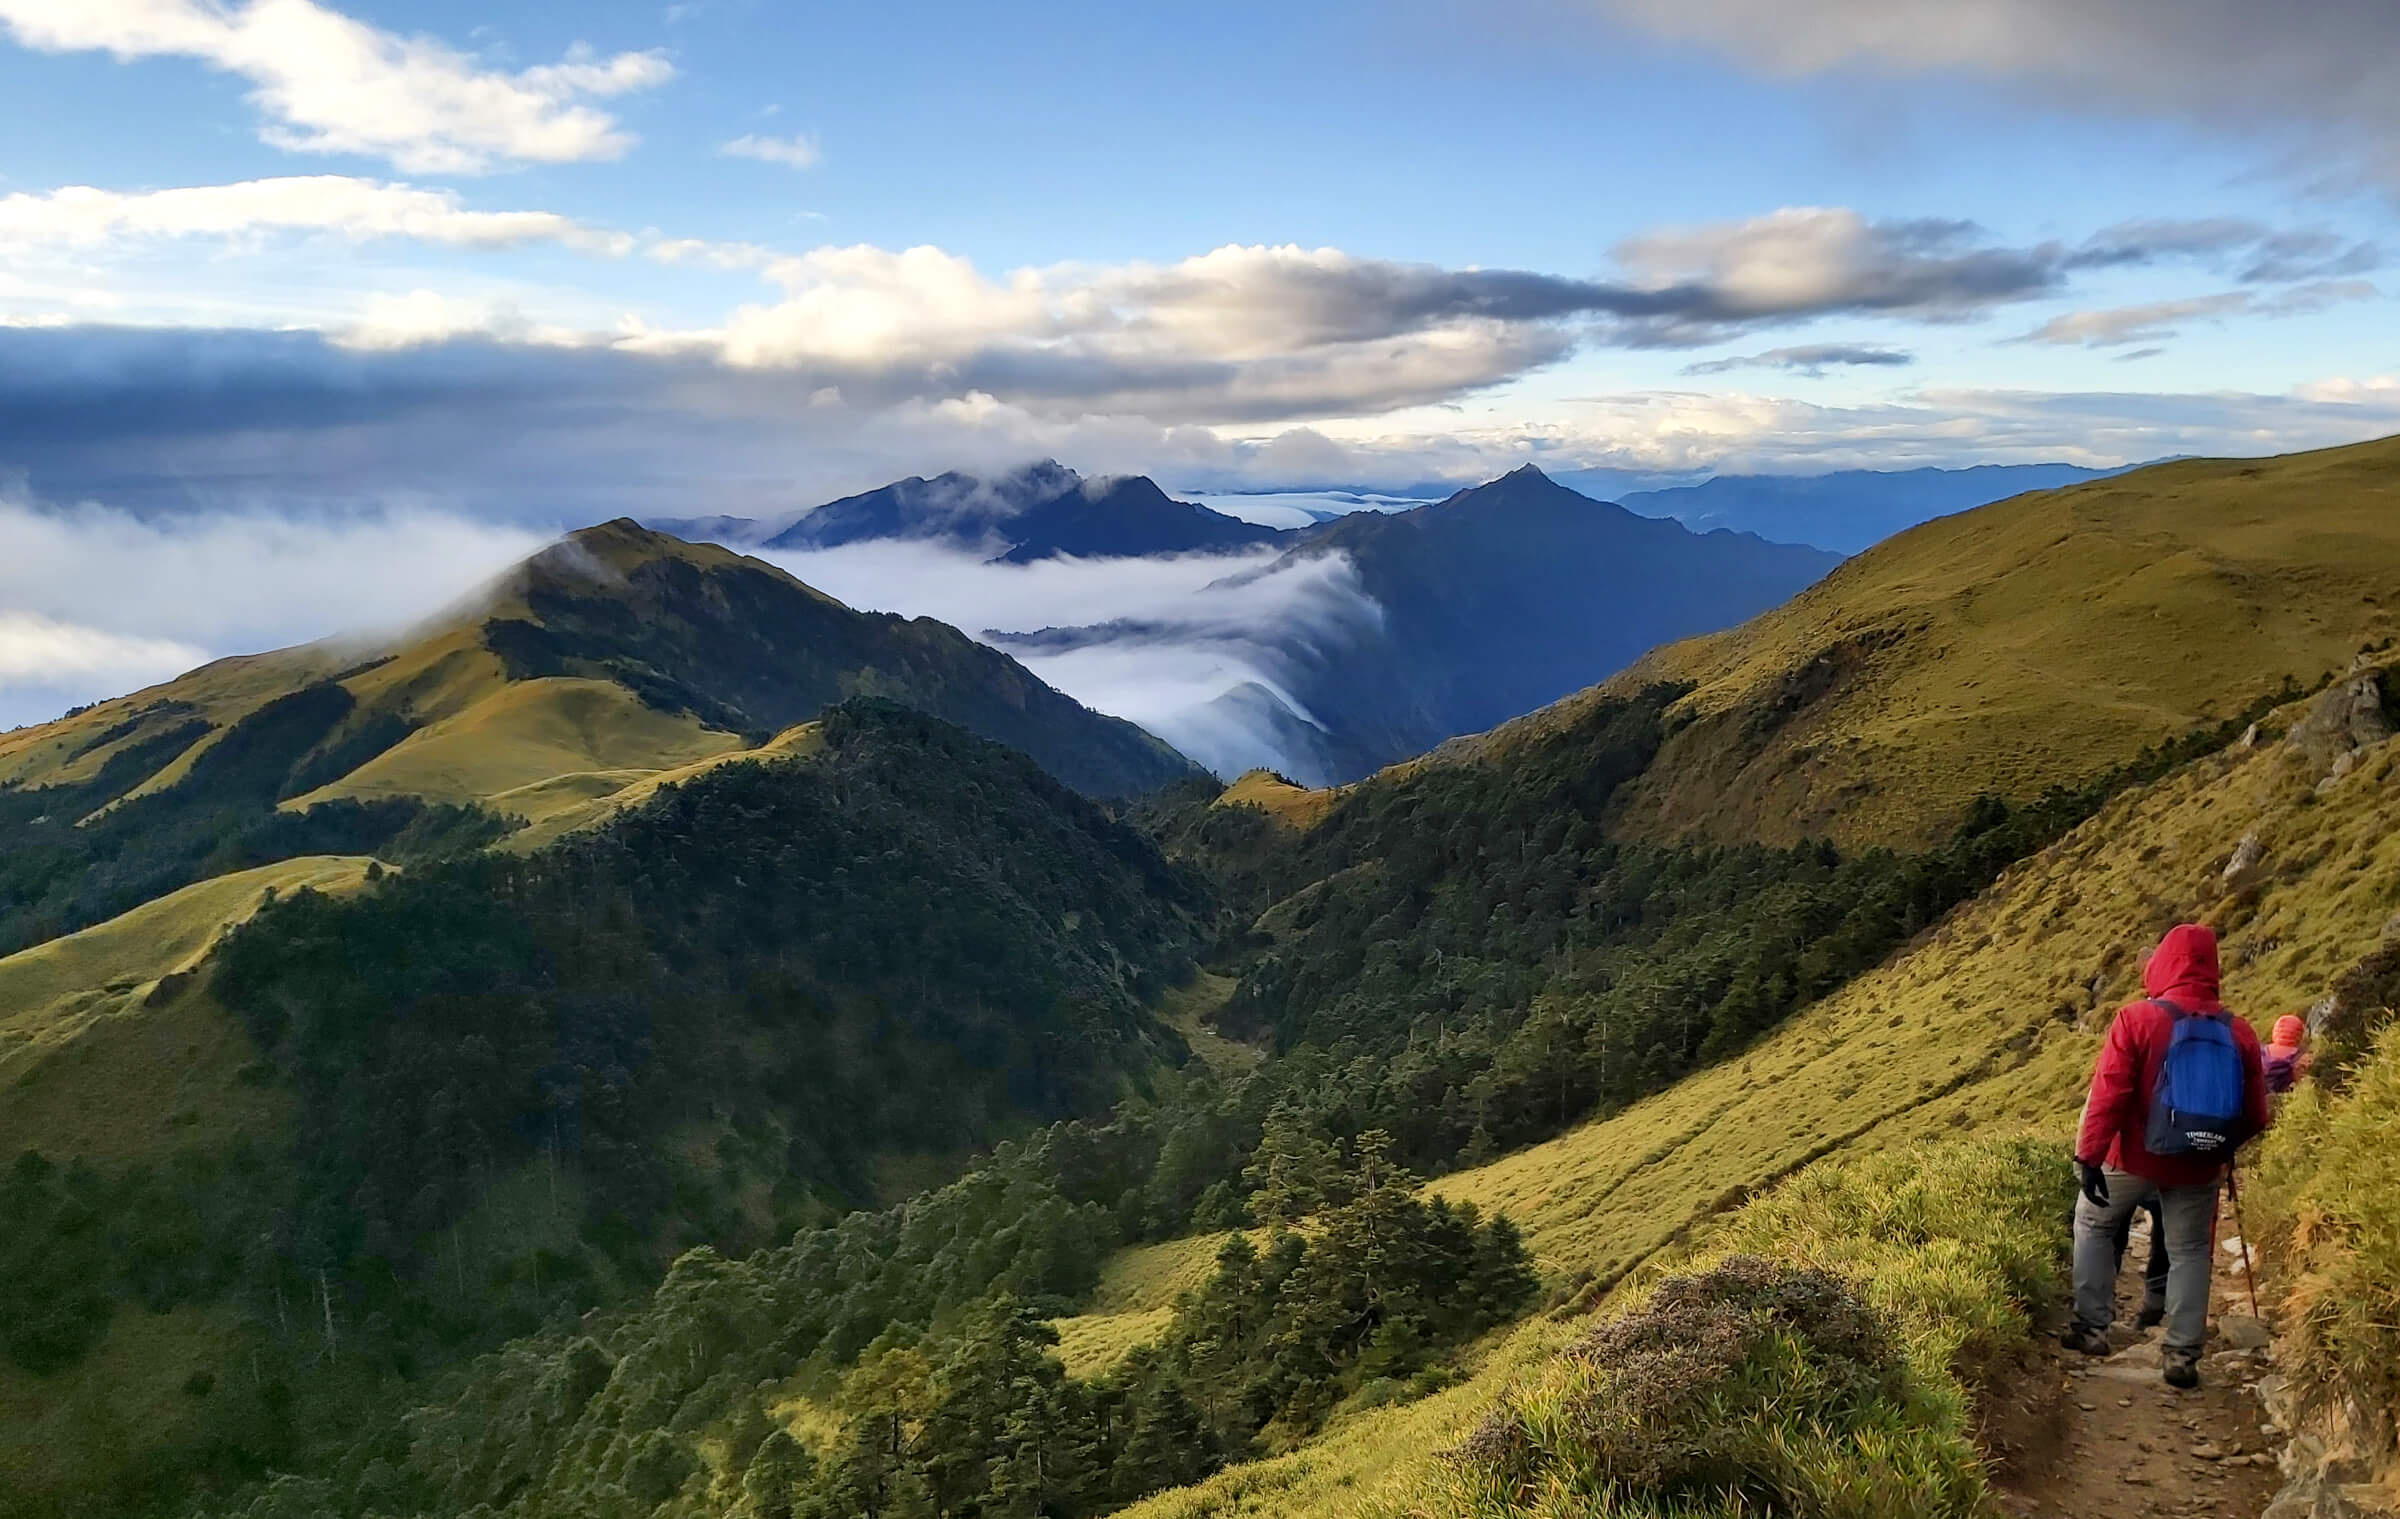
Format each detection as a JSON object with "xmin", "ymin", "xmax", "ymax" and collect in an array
[
  {"xmin": 2261, "ymin": 1473, "xmax": 2376, "ymax": 1518},
  {"xmin": 2319, "ymin": 751, "xmax": 2361, "ymax": 793},
  {"xmin": 2222, "ymin": 1314, "xmax": 2275, "ymax": 1351},
  {"xmin": 2288, "ymin": 671, "xmax": 2396, "ymax": 777},
  {"xmin": 2238, "ymin": 721, "xmax": 2265, "ymax": 750},
  {"xmin": 2307, "ymin": 996, "xmax": 2342, "ymax": 1039},
  {"xmin": 2224, "ymin": 832, "xmax": 2268, "ymax": 883}
]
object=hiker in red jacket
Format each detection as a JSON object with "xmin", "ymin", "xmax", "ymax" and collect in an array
[{"xmin": 2066, "ymin": 923, "xmax": 2271, "ymax": 1388}]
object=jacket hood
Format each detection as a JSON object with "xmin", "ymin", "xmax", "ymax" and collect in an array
[{"xmin": 2144, "ymin": 923, "xmax": 2223, "ymax": 1010}]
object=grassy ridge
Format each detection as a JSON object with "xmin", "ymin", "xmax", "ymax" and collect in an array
[{"xmin": 1432, "ymin": 435, "xmax": 2400, "ymax": 848}]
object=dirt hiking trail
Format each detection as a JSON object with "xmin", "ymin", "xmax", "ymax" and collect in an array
[{"xmin": 1988, "ymin": 1209, "xmax": 2287, "ymax": 1519}]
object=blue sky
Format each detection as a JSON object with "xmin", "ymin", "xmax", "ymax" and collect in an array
[
  {"xmin": 0, "ymin": 0, "xmax": 2396, "ymax": 720},
  {"xmin": 2, "ymin": 0, "xmax": 2395, "ymax": 507}
]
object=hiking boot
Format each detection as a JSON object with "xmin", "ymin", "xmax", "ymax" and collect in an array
[
  {"xmin": 2061, "ymin": 1324, "xmax": 2111, "ymax": 1356},
  {"xmin": 2136, "ymin": 1303, "xmax": 2165, "ymax": 1330},
  {"xmin": 2163, "ymin": 1349, "xmax": 2201, "ymax": 1390}
]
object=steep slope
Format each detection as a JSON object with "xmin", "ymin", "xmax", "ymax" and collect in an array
[
  {"xmin": 759, "ymin": 460, "xmax": 1286, "ymax": 561},
  {"xmin": 231, "ymin": 656, "xmax": 2400, "ymax": 1519},
  {"xmin": 1434, "ymin": 435, "xmax": 2400, "ymax": 849},
  {"xmin": 0, "ymin": 521, "xmax": 1197, "ymax": 957},
  {"xmin": 0, "ymin": 701, "xmax": 1213, "ymax": 1519},
  {"xmin": 1097, "ymin": 651, "xmax": 2400, "ymax": 1519},
  {"xmin": 1618, "ymin": 461, "xmax": 2123, "ymax": 553}
]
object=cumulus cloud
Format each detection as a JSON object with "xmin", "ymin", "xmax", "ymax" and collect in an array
[
  {"xmin": 1586, "ymin": 0, "xmax": 2400, "ymax": 193},
  {"xmin": 1682, "ymin": 343, "xmax": 1914, "ymax": 376},
  {"xmin": 635, "ymin": 214, "xmax": 2258, "ymax": 421},
  {"xmin": 0, "ymin": 491, "xmax": 548, "ymax": 726},
  {"xmin": 1, "ymin": 193, "xmax": 2370, "ymax": 426},
  {"xmin": 720, "ymin": 133, "xmax": 822, "ymax": 170},
  {"xmin": 0, "ymin": 176, "xmax": 631, "ymax": 253},
  {"xmin": 2014, "ymin": 281, "xmax": 2379, "ymax": 346},
  {"xmin": 0, "ymin": 0, "xmax": 672, "ymax": 173}
]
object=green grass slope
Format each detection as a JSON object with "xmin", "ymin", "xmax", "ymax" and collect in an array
[
  {"xmin": 0, "ymin": 856, "xmax": 374, "ymax": 1164},
  {"xmin": 1431, "ymin": 434, "xmax": 2400, "ymax": 849},
  {"xmin": 1106, "ymin": 659, "xmax": 2400, "ymax": 1518}
]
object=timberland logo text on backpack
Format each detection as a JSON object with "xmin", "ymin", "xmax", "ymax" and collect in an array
[{"xmin": 2145, "ymin": 998, "xmax": 2247, "ymax": 1157}]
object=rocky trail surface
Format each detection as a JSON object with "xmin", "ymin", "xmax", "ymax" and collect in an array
[{"xmin": 1989, "ymin": 1212, "xmax": 2298, "ymax": 1519}]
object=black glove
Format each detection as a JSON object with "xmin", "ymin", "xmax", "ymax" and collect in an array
[{"xmin": 2078, "ymin": 1161, "xmax": 2111, "ymax": 1210}]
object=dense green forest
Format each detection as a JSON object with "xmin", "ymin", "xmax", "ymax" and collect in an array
[
  {"xmin": 0, "ymin": 701, "xmax": 1208, "ymax": 1518},
  {"xmin": 0, "ymin": 681, "xmax": 508, "ymax": 955},
  {"xmin": 218, "ymin": 1128, "xmax": 1533, "ymax": 1519}
]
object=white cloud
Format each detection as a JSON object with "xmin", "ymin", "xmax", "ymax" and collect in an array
[
  {"xmin": 1587, "ymin": 0, "xmax": 2400, "ymax": 193},
  {"xmin": 0, "ymin": 176, "xmax": 631, "ymax": 253},
  {"xmin": 0, "ymin": 611, "xmax": 204, "ymax": 687},
  {"xmin": 334, "ymin": 288, "xmax": 614, "ymax": 351},
  {"xmin": 2015, "ymin": 293, "xmax": 2254, "ymax": 348},
  {"xmin": 0, "ymin": 0, "xmax": 672, "ymax": 173},
  {"xmin": 755, "ymin": 537, "xmax": 1383, "ymax": 779},
  {"xmin": 720, "ymin": 133, "xmax": 822, "ymax": 170},
  {"xmin": 2014, "ymin": 281, "xmax": 2379, "ymax": 347},
  {"xmin": 0, "ymin": 493, "xmax": 548, "ymax": 725}
]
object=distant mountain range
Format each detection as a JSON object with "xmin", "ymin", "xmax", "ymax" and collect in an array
[
  {"xmin": 634, "ymin": 457, "xmax": 2144, "ymax": 784},
  {"xmin": 1609, "ymin": 462, "xmax": 2129, "ymax": 554},
  {"xmin": 656, "ymin": 460, "xmax": 1287, "ymax": 563},
  {"xmin": 995, "ymin": 466, "xmax": 1843, "ymax": 783}
]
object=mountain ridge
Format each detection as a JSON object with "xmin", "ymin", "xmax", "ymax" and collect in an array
[
  {"xmin": 0, "ymin": 519, "xmax": 1201, "ymax": 961},
  {"xmin": 1414, "ymin": 435, "xmax": 2400, "ymax": 848},
  {"xmin": 1213, "ymin": 464, "xmax": 1845, "ymax": 780},
  {"xmin": 754, "ymin": 460, "xmax": 1289, "ymax": 562}
]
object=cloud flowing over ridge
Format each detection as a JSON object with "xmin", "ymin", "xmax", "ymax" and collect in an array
[{"xmin": 755, "ymin": 538, "xmax": 1383, "ymax": 780}]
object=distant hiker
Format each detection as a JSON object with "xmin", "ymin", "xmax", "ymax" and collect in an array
[
  {"xmin": 2263, "ymin": 1014, "xmax": 2311, "ymax": 1096},
  {"xmin": 2065, "ymin": 923, "xmax": 2270, "ymax": 1389}
]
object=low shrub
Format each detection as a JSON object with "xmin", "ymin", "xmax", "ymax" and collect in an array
[{"xmin": 1426, "ymin": 1136, "xmax": 2071, "ymax": 1519}]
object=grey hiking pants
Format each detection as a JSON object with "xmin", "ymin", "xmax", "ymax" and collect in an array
[{"xmin": 2073, "ymin": 1167, "xmax": 2220, "ymax": 1354}]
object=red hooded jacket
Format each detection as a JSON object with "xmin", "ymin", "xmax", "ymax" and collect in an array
[{"xmin": 2076, "ymin": 924, "xmax": 2271, "ymax": 1187}]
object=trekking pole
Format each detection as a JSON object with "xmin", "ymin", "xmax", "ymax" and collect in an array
[{"xmin": 2225, "ymin": 1164, "xmax": 2262, "ymax": 1320}]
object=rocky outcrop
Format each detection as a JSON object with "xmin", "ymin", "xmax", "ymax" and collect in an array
[
  {"xmin": 2288, "ymin": 668, "xmax": 2396, "ymax": 783},
  {"xmin": 2254, "ymin": 1371, "xmax": 2394, "ymax": 1518}
]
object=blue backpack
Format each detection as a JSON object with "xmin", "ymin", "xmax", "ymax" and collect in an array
[{"xmin": 2145, "ymin": 1000, "xmax": 2249, "ymax": 1156}]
